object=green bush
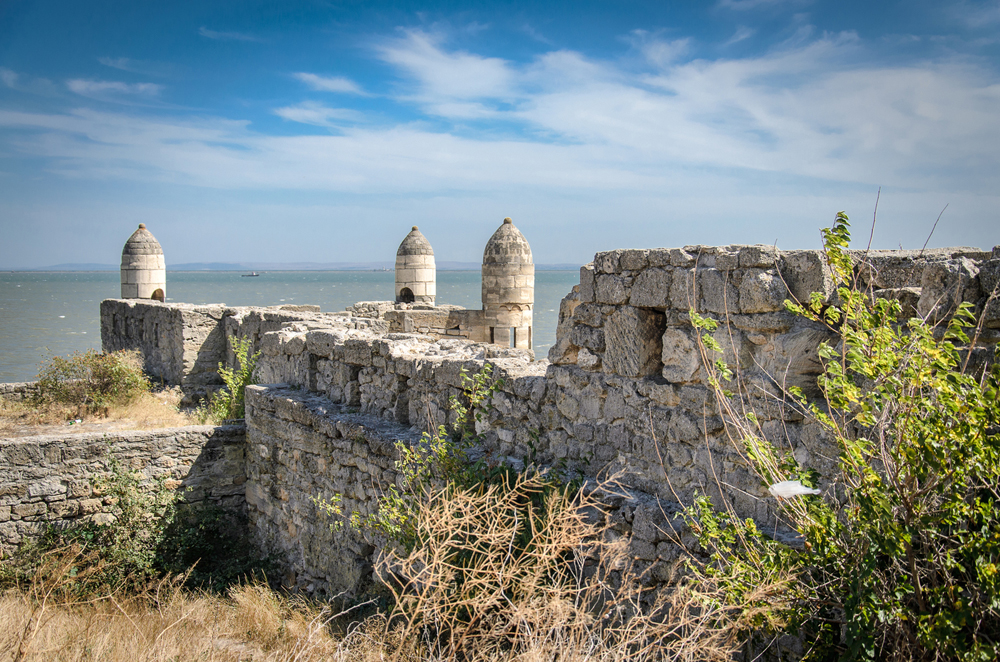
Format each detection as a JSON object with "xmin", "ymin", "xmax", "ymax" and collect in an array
[
  {"xmin": 34, "ymin": 349, "xmax": 150, "ymax": 413},
  {"xmin": 687, "ymin": 213, "xmax": 1000, "ymax": 660},
  {"xmin": 195, "ymin": 335, "xmax": 260, "ymax": 424}
]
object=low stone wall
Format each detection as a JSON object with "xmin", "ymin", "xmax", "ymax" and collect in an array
[
  {"xmin": 244, "ymin": 384, "xmax": 693, "ymax": 599},
  {"xmin": 0, "ymin": 382, "xmax": 39, "ymax": 403},
  {"xmin": 0, "ymin": 425, "xmax": 246, "ymax": 554}
]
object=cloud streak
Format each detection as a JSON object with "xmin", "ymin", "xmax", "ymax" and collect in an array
[
  {"xmin": 1, "ymin": 29, "xmax": 997, "ymax": 205},
  {"xmin": 294, "ymin": 73, "xmax": 366, "ymax": 94},
  {"xmin": 66, "ymin": 79, "xmax": 164, "ymax": 102}
]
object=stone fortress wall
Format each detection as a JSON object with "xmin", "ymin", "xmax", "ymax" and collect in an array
[
  {"xmin": 4, "ymin": 228, "xmax": 998, "ymax": 596},
  {"xmin": 83, "ymin": 241, "xmax": 1000, "ymax": 597},
  {"xmin": 0, "ymin": 425, "xmax": 245, "ymax": 552}
]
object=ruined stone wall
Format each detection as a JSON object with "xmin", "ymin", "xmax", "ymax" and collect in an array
[
  {"xmin": 101, "ymin": 299, "xmax": 388, "ymax": 401},
  {"xmin": 244, "ymin": 385, "xmax": 420, "ymax": 595},
  {"xmin": 0, "ymin": 425, "xmax": 246, "ymax": 554},
  {"xmin": 243, "ymin": 384, "xmax": 690, "ymax": 598},
  {"xmin": 88, "ymin": 242, "xmax": 998, "ymax": 598},
  {"xmin": 240, "ymin": 243, "xmax": 1000, "ymax": 565},
  {"xmin": 0, "ymin": 382, "xmax": 39, "ymax": 403}
]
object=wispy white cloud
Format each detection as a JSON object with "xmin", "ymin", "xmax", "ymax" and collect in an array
[
  {"xmin": 0, "ymin": 68, "xmax": 17, "ymax": 88},
  {"xmin": 378, "ymin": 29, "xmax": 516, "ymax": 102},
  {"xmin": 97, "ymin": 57, "xmax": 171, "ymax": 76},
  {"xmin": 293, "ymin": 73, "xmax": 365, "ymax": 94},
  {"xmin": 629, "ymin": 31, "xmax": 691, "ymax": 68},
  {"xmin": 1, "ymin": 30, "xmax": 997, "ymax": 224},
  {"xmin": 948, "ymin": 1, "xmax": 1000, "ymax": 28},
  {"xmin": 725, "ymin": 26, "xmax": 757, "ymax": 46},
  {"xmin": 274, "ymin": 101, "xmax": 364, "ymax": 126},
  {"xmin": 199, "ymin": 26, "xmax": 260, "ymax": 42},
  {"xmin": 66, "ymin": 79, "xmax": 163, "ymax": 101}
]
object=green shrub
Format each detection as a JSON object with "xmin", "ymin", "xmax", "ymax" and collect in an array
[
  {"xmin": 34, "ymin": 349, "xmax": 150, "ymax": 413},
  {"xmin": 195, "ymin": 335, "xmax": 260, "ymax": 424},
  {"xmin": 687, "ymin": 212, "xmax": 1000, "ymax": 661},
  {"xmin": 1, "ymin": 459, "xmax": 272, "ymax": 597}
]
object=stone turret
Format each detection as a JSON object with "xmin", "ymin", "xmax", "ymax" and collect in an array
[
  {"xmin": 482, "ymin": 217, "xmax": 534, "ymax": 349},
  {"xmin": 120, "ymin": 223, "xmax": 166, "ymax": 301},
  {"xmin": 395, "ymin": 226, "xmax": 436, "ymax": 305}
]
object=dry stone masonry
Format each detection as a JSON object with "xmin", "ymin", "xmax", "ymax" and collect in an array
[
  {"xmin": 6, "ymin": 236, "xmax": 998, "ymax": 599},
  {"xmin": 0, "ymin": 425, "xmax": 245, "ymax": 553}
]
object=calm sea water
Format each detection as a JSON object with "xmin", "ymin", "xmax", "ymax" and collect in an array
[{"xmin": 0, "ymin": 270, "xmax": 579, "ymax": 383}]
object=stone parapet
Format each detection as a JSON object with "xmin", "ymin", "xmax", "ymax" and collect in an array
[{"xmin": 0, "ymin": 425, "xmax": 246, "ymax": 553}]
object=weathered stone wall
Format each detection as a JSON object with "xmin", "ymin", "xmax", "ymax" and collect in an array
[
  {"xmin": 101, "ymin": 299, "xmax": 388, "ymax": 401},
  {"xmin": 0, "ymin": 425, "xmax": 246, "ymax": 554},
  {"xmin": 240, "ymin": 243, "xmax": 1000, "ymax": 544},
  {"xmin": 244, "ymin": 385, "xmax": 420, "ymax": 595},
  {"xmin": 243, "ymin": 383, "xmax": 691, "ymax": 598},
  {"xmin": 87, "ymin": 241, "xmax": 998, "ymax": 598},
  {"xmin": 0, "ymin": 382, "xmax": 39, "ymax": 403}
]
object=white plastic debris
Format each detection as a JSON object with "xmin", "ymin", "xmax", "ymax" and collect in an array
[{"xmin": 768, "ymin": 480, "xmax": 821, "ymax": 498}]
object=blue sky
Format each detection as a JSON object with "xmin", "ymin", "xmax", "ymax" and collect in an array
[{"xmin": 1, "ymin": 0, "xmax": 998, "ymax": 268}]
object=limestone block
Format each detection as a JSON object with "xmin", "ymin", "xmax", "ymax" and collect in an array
[
  {"xmin": 548, "ymin": 336, "xmax": 579, "ymax": 364},
  {"xmin": 571, "ymin": 324, "xmax": 605, "ymax": 352},
  {"xmin": 669, "ymin": 269, "xmax": 698, "ymax": 310},
  {"xmin": 979, "ymin": 259, "xmax": 1000, "ymax": 327},
  {"xmin": 753, "ymin": 327, "xmax": 832, "ymax": 398},
  {"xmin": 918, "ymin": 258, "xmax": 981, "ymax": 322},
  {"xmin": 630, "ymin": 268, "xmax": 672, "ymax": 308},
  {"xmin": 595, "ymin": 250, "xmax": 622, "ymax": 274},
  {"xmin": 669, "ymin": 248, "xmax": 697, "ymax": 268},
  {"xmin": 620, "ymin": 249, "xmax": 650, "ymax": 271},
  {"xmin": 779, "ymin": 251, "xmax": 835, "ymax": 304},
  {"xmin": 661, "ymin": 328, "xmax": 699, "ymax": 383},
  {"xmin": 579, "ymin": 264, "xmax": 595, "ymax": 303},
  {"xmin": 595, "ymin": 274, "xmax": 629, "ymax": 305},
  {"xmin": 738, "ymin": 269, "xmax": 789, "ymax": 314},
  {"xmin": 577, "ymin": 347, "xmax": 601, "ymax": 371},
  {"xmin": 715, "ymin": 249, "xmax": 740, "ymax": 271},
  {"xmin": 603, "ymin": 306, "xmax": 666, "ymax": 378},
  {"xmin": 573, "ymin": 303, "xmax": 606, "ymax": 328},
  {"xmin": 344, "ymin": 339, "xmax": 373, "ymax": 366},
  {"xmin": 739, "ymin": 245, "xmax": 780, "ymax": 269},
  {"xmin": 698, "ymin": 269, "xmax": 738, "ymax": 315}
]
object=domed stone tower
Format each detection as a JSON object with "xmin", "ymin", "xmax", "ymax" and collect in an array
[
  {"xmin": 482, "ymin": 217, "xmax": 534, "ymax": 349},
  {"xmin": 120, "ymin": 223, "xmax": 166, "ymax": 302},
  {"xmin": 395, "ymin": 226, "xmax": 436, "ymax": 305}
]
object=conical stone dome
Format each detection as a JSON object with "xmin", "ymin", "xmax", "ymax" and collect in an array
[
  {"xmin": 397, "ymin": 226, "xmax": 434, "ymax": 257},
  {"xmin": 483, "ymin": 217, "xmax": 532, "ymax": 265},
  {"xmin": 395, "ymin": 226, "xmax": 436, "ymax": 305},
  {"xmin": 120, "ymin": 223, "xmax": 166, "ymax": 301},
  {"xmin": 122, "ymin": 223, "xmax": 164, "ymax": 257}
]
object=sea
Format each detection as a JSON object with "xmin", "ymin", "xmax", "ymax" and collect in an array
[{"xmin": 0, "ymin": 270, "xmax": 579, "ymax": 383}]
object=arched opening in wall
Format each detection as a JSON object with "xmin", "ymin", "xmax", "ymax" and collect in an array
[
  {"xmin": 151, "ymin": 288, "xmax": 165, "ymax": 302},
  {"xmin": 399, "ymin": 287, "xmax": 414, "ymax": 303}
]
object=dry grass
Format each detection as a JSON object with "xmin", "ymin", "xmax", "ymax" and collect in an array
[
  {"xmin": 0, "ymin": 474, "xmax": 792, "ymax": 662},
  {"xmin": 0, "ymin": 389, "xmax": 198, "ymax": 438}
]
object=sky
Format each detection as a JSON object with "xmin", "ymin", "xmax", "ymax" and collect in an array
[{"xmin": 0, "ymin": 0, "xmax": 998, "ymax": 269}]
